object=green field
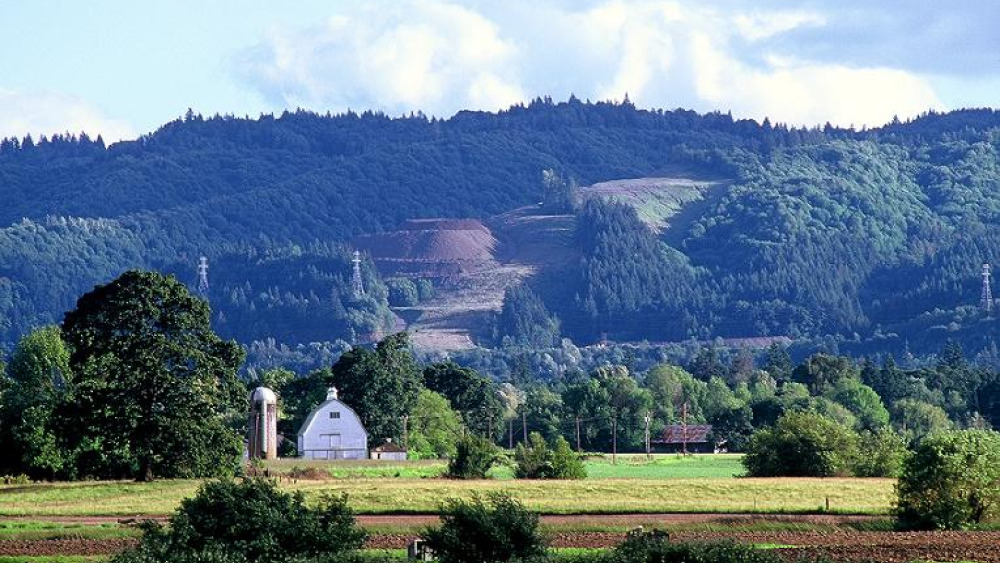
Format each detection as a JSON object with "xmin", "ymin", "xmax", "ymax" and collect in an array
[
  {"xmin": 262, "ymin": 454, "xmax": 745, "ymax": 480},
  {"xmin": 0, "ymin": 479, "xmax": 893, "ymax": 517},
  {"xmin": 0, "ymin": 455, "xmax": 892, "ymax": 518}
]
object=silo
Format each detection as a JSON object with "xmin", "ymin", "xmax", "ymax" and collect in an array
[{"xmin": 248, "ymin": 386, "xmax": 278, "ymax": 459}]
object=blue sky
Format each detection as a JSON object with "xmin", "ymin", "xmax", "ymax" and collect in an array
[{"xmin": 2, "ymin": 0, "xmax": 998, "ymax": 141}]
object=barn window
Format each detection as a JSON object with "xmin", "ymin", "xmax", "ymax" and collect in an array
[{"xmin": 329, "ymin": 411, "xmax": 341, "ymax": 419}]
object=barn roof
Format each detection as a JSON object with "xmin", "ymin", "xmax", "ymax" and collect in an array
[
  {"xmin": 653, "ymin": 424, "xmax": 713, "ymax": 444},
  {"xmin": 297, "ymin": 397, "xmax": 368, "ymax": 440},
  {"xmin": 372, "ymin": 439, "xmax": 406, "ymax": 453}
]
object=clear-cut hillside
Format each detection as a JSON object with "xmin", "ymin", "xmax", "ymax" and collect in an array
[{"xmin": 370, "ymin": 176, "xmax": 727, "ymax": 352}]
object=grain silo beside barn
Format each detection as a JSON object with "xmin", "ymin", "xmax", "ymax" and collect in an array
[
  {"xmin": 248, "ymin": 387, "xmax": 278, "ymax": 460},
  {"xmin": 297, "ymin": 387, "xmax": 369, "ymax": 460}
]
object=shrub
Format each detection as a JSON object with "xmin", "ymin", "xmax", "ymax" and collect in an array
[
  {"xmin": 416, "ymin": 279, "xmax": 435, "ymax": 301},
  {"xmin": 423, "ymin": 492, "xmax": 546, "ymax": 563},
  {"xmin": 854, "ymin": 427, "xmax": 908, "ymax": 477},
  {"xmin": 897, "ymin": 429, "xmax": 1000, "ymax": 529},
  {"xmin": 110, "ymin": 478, "xmax": 366, "ymax": 563},
  {"xmin": 386, "ymin": 278, "xmax": 419, "ymax": 307},
  {"xmin": 743, "ymin": 411, "xmax": 859, "ymax": 477},
  {"xmin": 448, "ymin": 435, "xmax": 501, "ymax": 479},
  {"xmin": 514, "ymin": 432, "xmax": 585, "ymax": 479}
]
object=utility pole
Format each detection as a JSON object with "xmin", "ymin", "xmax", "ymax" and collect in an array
[
  {"xmin": 402, "ymin": 415, "xmax": 409, "ymax": 451},
  {"xmin": 575, "ymin": 415, "xmax": 582, "ymax": 452},
  {"xmin": 487, "ymin": 414, "xmax": 493, "ymax": 440},
  {"xmin": 522, "ymin": 411, "xmax": 528, "ymax": 444},
  {"xmin": 611, "ymin": 413, "xmax": 618, "ymax": 465},
  {"xmin": 644, "ymin": 411, "xmax": 651, "ymax": 459},
  {"xmin": 983, "ymin": 262, "xmax": 993, "ymax": 312},
  {"xmin": 508, "ymin": 418, "xmax": 513, "ymax": 449},
  {"xmin": 681, "ymin": 401, "xmax": 689, "ymax": 456}
]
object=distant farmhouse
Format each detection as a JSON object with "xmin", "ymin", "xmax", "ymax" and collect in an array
[
  {"xmin": 298, "ymin": 387, "xmax": 369, "ymax": 460},
  {"xmin": 652, "ymin": 424, "xmax": 721, "ymax": 453}
]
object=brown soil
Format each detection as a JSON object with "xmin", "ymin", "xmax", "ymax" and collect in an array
[
  {"xmin": 0, "ymin": 538, "xmax": 137, "ymax": 556},
  {"xmin": 6, "ymin": 517, "xmax": 1000, "ymax": 563},
  {"xmin": 355, "ymin": 220, "xmax": 497, "ymax": 262},
  {"xmin": 365, "ymin": 529, "xmax": 1000, "ymax": 562}
]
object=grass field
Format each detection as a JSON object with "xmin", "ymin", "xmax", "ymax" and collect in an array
[
  {"xmin": 0, "ymin": 455, "xmax": 893, "ymax": 518},
  {"xmin": 261, "ymin": 454, "xmax": 745, "ymax": 480},
  {"xmin": 0, "ymin": 477, "xmax": 894, "ymax": 517}
]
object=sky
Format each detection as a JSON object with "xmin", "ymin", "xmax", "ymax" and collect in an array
[{"xmin": 1, "ymin": 0, "xmax": 998, "ymax": 141}]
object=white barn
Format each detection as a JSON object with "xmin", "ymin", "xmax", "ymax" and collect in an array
[{"xmin": 298, "ymin": 387, "xmax": 369, "ymax": 460}]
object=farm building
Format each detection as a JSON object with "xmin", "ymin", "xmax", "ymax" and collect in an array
[
  {"xmin": 652, "ymin": 424, "xmax": 721, "ymax": 453},
  {"xmin": 247, "ymin": 387, "xmax": 278, "ymax": 460},
  {"xmin": 297, "ymin": 387, "xmax": 369, "ymax": 460},
  {"xmin": 370, "ymin": 438, "xmax": 407, "ymax": 460}
]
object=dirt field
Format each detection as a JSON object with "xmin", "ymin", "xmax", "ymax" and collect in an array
[{"xmin": 5, "ymin": 514, "xmax": 1000, "ymax": 562}]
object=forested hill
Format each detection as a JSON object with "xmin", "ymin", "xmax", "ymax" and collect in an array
[{"xmin": 3, "ymin": 99, "xmax": 1000, "ymax": 360}]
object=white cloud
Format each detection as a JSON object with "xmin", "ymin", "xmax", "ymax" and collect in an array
[
  {"xmin": 732, "ymin": 10, "xmax": 826, "ymax": 42},
  {"xmin": 236, "ymin": 0, "xmax": 945, "ymax": 127},
  {"xmin": 0, "ymin": 89, "xmax": 135, "ymax": 142},
  {"xmin": 237, "ymin": 0, "xmax": 523, "ymax": 116}
]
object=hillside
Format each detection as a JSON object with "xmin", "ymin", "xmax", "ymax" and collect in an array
[{"xmin": 3, "ymin": 101, "xmax": 1000, "ymax": 361}]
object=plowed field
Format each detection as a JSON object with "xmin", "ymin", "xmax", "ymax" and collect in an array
[{"xmin": 5, "ymin": 515, "xmax": 1000, "ymax": 562}]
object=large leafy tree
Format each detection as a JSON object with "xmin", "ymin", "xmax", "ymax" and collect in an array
[
  {"xmin": 330, "ymin": 331, "xmax": 421, "ymax": 446},
  {"xmin": 897, "ymin": 430, "xmax": 1000, "ymax": 529},
  {"xmin": 60, "ymin": 270, "xmax": 245, "ymax": 481},
  {"xmin": 408, "ymin": 389, "xmax": 463, "ymax": 459},
  {"xmin": 423, "ymin": 361, "xmax": 504, "ymax": 437},
  {"xmin": 743, "ymin": 411, "xmax": 860, "ymax": 477},
  {"xmin": 0, "ymin": 326, "xmax": 72, "ymax": 478}
]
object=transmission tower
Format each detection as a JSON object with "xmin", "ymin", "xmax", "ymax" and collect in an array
[
  {"xmin": 197, "ymin": 256, "xmax": 210, "ymax": 295},
  {"xmin": 352, "ymin": 250, "xmax": 365, "ymax": 298},
  {"xmin": 983, "ymin": 262, "xmax": 993, "ymax": 312}
]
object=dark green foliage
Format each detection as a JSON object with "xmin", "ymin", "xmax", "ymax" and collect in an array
[
  {"xmin": 330, "ymin": 332, "xmax": 421, "ymax": 446},
  {"xmin": 689, "ymin": 346, "xmax": 727, "ymax": 381},
  {"xmin": 416, "ymin": 279, "xmax": 435, "ymax": 301},
  {"xmin": 708, "ymin": 405, "xmax": 755, "ymax": 452},
  {"xmin": 897, "ymin": 429, "xmax": 1000, "ymax": 529},
  {"xmin": 541, "ymin": 168, "xmax": 576, "ymax": 213},
  {"xmin": 423, "ymin": 492, "xmax": 546, "ymax": 563},
  {"xmin": 0, "ymin": 326, "xmax": 71, "ymax": 478},
  {"xmin": 826, "ymin": 378, "xmax": 890, "ymax": 431},
  {"xmin": 791, "ymin": 354, "xmax": 859, "ymax": 394},
  {"xmin": 514, "ymin": 432, "xmax": 585, "ymax": 479},
  {"xmin": 110, "ymin": 478, "xmax": 366, "ymax": 563},
  {"xmin": 854, "ymin": 427, "xmax": 908, "ymax": 478},
  {"xmin": 448, "ymin": 434, "xmax": 501, "ymax": 479},
  {"xmin": 495, "ymin": 285, "xmax": 561, "ymax": 348},
  {"xmin": 7, "ymin": 105, "xmax": 1000, "ymax": 359},
  {"xmin": 60, "ymin": 270, "xmax": 245, "ymax": 480},
  {"xmin": 195, "ymin": 244, "xmax": 393, "ymax": 346},
  {"xmin": 743, "ymin": 411, "xmax": 860, "ymax": 477},
  {"xmin": 7, "ymin": 104, "xmax": 1000, "ymax": 362},
  {"xmin": 386, "ymin": 277, "xmax": 419, "ymax": 307},
  {"xmin": 423, "ymin": 362, "xmax": 504, "ymax": 437},
  {"xmin": 557, "ymin": 199, "xmax": 701, "ymax": 342},
  {"xmin": 763, "ymin": 343, "xmax": 793, "ymax": 381}
]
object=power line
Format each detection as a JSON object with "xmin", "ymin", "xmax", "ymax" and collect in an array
[{"xmin": 352, "ymin": 250, "xmax": 366, "ymax": 298}]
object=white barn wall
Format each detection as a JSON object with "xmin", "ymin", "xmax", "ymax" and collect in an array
[{"xmin": 298, "ymin": 398, "xmax": 369, "ymax": 460}]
